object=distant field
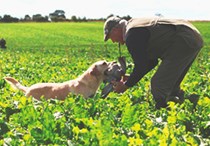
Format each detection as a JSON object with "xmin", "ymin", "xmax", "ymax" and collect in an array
[{"xmin": 0, "ymin": 22, "xmax": 209, "ymax": 145}]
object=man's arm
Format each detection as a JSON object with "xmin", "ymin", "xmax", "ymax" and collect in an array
[{"xmin": 125, "ymin": 27, "xmax": 158, "ymax": 87}]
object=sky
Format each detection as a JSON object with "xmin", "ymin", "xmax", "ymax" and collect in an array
[{"xmin": 1, "ymin": 0, "xmax": 209, "ymax": 20}]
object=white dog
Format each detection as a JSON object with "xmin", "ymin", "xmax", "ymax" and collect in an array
[{"xmin": 4, "ymin": 60, "xmax": 110, "ymax": 100}]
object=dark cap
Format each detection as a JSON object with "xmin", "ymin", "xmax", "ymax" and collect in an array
[{"xmin": 104, "ymin": 16, "xmax": 121, "ymax": 42}]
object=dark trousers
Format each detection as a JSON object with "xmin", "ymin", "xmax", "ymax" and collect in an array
[{"xmin": 151, "ymin": 26, "xmax": 203, "ymax": 109}]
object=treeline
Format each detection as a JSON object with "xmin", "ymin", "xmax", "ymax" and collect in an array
[{"xmin": 0, "ymin": 10, "xmax": 132, "ymax": 23}]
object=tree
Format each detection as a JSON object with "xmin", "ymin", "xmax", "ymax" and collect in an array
[
  {"xmin": 32, "ymin": 14, "xmax": 48, "ymax": 22},
  {"xmin": 49, "ymin": 10, "xmax": 66, "ymax": 22},
  {"xmin": 54, "ymin": 10, "xmax": 65, "ymax": 16},
  {"xmin": 71, "ymin": 15, "xmax": 77, "ymax": 22},
  {"xmin": 82, "ymin": 17, "xmax": 87, "ymax": 22},
  {"xmin": 24, "ymin": 15, "xmax": 31, "ymax": 21},
  {"xmin": 1, "ymin": 15, "xmax": 19, "ymax": 22}
]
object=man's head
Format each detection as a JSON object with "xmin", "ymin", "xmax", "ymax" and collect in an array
[
  {"xmin": 104, "ymin": 16, "xmax": 127, "ymax": 45},
  {"xmin": 104, "ymin": 16, "xmax": 122, "ymax": 42}
]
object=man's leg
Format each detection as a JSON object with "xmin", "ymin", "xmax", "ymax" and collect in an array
[
  {"xmin": 167, "ymin": 59, "xmax": 195, "ymax": 103},
  {"xmin": 151, "ymin": 43, "xmax": 201, "ymax": 109},
  {"xmin": 151, "ymin": 25, "xmax": 203, "ymax": 109}
]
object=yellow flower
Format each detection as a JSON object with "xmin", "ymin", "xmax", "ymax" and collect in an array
[
  {"xmin": 135, "ymin": 138, "xmax": 143, "ymax": 145},
  {"xmin": 167, "ymin": 116, "xmax": 176, "ymax": 124},
  {"xmin": 128, "ymin": 137, "xmax": 135, "ymax": 146},
  {"xmin": 131, "ymin": 123, "xmax": 141, "ymax": 132},
  {"xmin": 80, "ymin": 128, "xmax": 88, "ymax": 134}
]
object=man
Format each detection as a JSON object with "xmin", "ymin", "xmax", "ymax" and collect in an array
[{"xmin": 104, "ymin": 16, "xmax": 203, "ymax": 109}]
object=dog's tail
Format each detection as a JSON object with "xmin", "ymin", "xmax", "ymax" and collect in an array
[{"xmin": 4, "ymin": 77, "xmax": 27, "ymax": 93}]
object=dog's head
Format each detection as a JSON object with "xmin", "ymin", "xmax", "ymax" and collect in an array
[
  {"xmin": 89, "ymin": 60, "xmax": 110, "ymax": 79},
  {"xmin": 89, "ymin": 59, "xmax": 126, "ymax": 83},
  {"xmin": 103, "ymin": 62, "xmax": 120, "ymax": 81},
  {"xmin": 103, "ymin": 59, "xmax": 126, "ymax": 83}
]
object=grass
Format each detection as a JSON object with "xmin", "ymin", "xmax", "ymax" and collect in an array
[{"xmin": 0, "ymin": 21, "xmax": 209, "ymax": 145}]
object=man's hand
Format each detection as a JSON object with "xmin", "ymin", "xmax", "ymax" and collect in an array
[
  {"xmin": 121, "ymin": 74, "xmax": 129, "ymax": 82},
  {"xmin": 112, "ymin": 80, "xmax": 128, "ymax": 93}
]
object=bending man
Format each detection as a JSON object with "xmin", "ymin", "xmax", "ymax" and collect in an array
[{"xmin": 103, "ymin": 16, "xmax": 203, "ymax": 109}]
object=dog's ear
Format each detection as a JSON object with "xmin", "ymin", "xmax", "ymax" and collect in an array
[{"xmin": 90, "ymin": 65, "xmax": 100, "ymax": 76}]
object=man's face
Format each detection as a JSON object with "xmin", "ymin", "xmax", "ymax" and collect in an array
[{"xmin": 109, "ymin": 27, "xmax": 125, "ymax": 45}]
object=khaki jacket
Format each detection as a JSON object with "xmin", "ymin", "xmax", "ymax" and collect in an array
[
  {"xmin": 124, "ymin": 17, "xmax": 203, "ymax": 59},
  {"xmin": 125, "ymin": 17, "xmax": 201, "ymax": 35}
]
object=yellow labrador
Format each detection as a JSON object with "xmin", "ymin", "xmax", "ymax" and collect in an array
[{"xmin": 4, "ymin": 60, "xmax": 110, "ymax": 100}]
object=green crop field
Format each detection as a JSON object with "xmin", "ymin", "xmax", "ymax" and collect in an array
[{"xmin": 0, "ymin": 22, "xmax": 209, "ymax": 145}]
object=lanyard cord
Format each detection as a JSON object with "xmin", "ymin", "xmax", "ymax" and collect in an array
[{"xmin": 118, "ymin": 43, "xmax": 121, "ymax": 57}]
